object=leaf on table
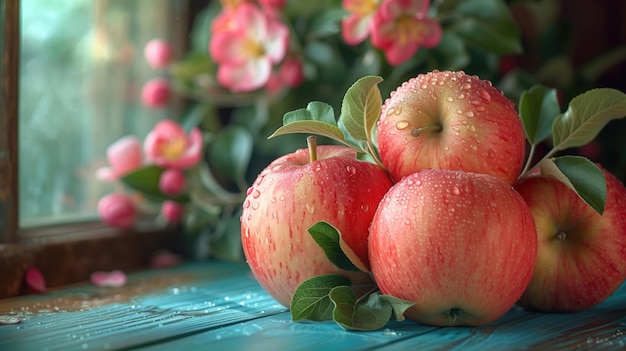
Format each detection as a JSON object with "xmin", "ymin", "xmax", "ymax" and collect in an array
[
  {"xmin": 519, "ymin": 85, "xmax": 561, "ymax": 145},
  {"xmin": 540, "ymin": 156, "xmax": 607, "ymax": 214},
  {"xmin": 329, "ymin": 286, "xmax": 392, "ymax": 331},
  {"xmin": 552, "ymin": 88, "xmax": 626, "ymax": 152},
  {"xmin": 377, "ymin": 294, "xmax": 416, "ymax": 321},
  {"xmin": 308, "ymin": 221, "xmax": 368, "ymax": 272},
  {"xmin": 290, "ymin": 274, "xmax": 352, "ymax": 322}
]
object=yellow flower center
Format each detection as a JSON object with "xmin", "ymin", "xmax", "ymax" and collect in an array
[
  {"xmin": 395, "ymin": 16, "xmax": 428, "ymax": 46},
  {"xmin": 160, "ymin": 137, "xmax": 187, "ymax": 160},
  {"xmin": 242, "ymin": 38, "xmax": 265, "ymax": 58},
  {"xmin": 346, "ymin": 0, "xmax": 379, "ymax": 16}
]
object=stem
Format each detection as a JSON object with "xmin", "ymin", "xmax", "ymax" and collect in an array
[
  {"xmin": 411, "ymin": 124, "xmax": 443, "ymax": 137},
  {"xmin": 307, "ymin": 135, "xmax": 318, "ymax": 163},
  {"xmin": 519, "ymin": 146, "xmax": 558, "ymax": 178},
  {"xmin": 520, "ymin": 144, "xmax": 537, "ymax": 176}
]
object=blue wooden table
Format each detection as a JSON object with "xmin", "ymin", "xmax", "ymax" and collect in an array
[{"xmin": 1, "ymin": 261, "xmax": 625, "ymax": 350}]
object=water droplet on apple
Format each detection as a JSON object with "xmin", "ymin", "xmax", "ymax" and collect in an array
[
  {"xmin": 443, "ymin": 146, "xmax": 449, "ymax": 151},
  {"xmin": 243, "ymin": 200, "xmax": 251, "ymax": 209},
  {"xmin": 264, "ymin": 237, "xmax": 270, "ymax": 245},
  {"xmin": 306, "ymin": 204, "xmax": 315, "ymax": 214},
  {"xmin": 313, "ymin": 164, "xmax": 322, "ymax": 172},
  {"xmin": 246, "ymin": 187, "xmax": 254, "ymax": 196},
  {"xmin": 420, "ymin": 83, "xmax": 428, "ymax": 90},
  {"xmin": 394, "ymin": 106, "xmax": 402, "ymax": 115},
  {"xmin": 466, "ymin": 111, "xmax": 475, "ymax": 118},
  {"xmin": 415, "ymin": 180, "xmax": 422, "ymax": 186},
  {"xmin": 456, "ymin": 109, "xmax": 463, "ymax": 115},
  {"xmin": 395, "ymin": 120, "xmax": 410, "ymax": 130},
  {"xmin": 470, "ymin": 100, "xmax": 480, "ymax": 106},
  {"xmin": 486, "ymin": 149, "xmax": 496, "ymax": 159},
  {"xmin": 271, "ymin": 197, "xmax": 276, "ymax": 203},
  {"xmin": 251, "ymin": 201, "xmax": 260, "ymax": 210},
  {"xmin": 346, "ymin": 165, "xmax": 357, "ymax": 175},
  {"xmin": 470, "ymin": 144, "xmax": 478, "ymax": 151},
  {"xmin": 468, "ymin": 124, "xmax": 476, "ymax": 132},
  {"xmin": 252, "ymin": 189, "xmax": 261, "ymax": 199},
  {"xmin": 271, "ymin": 212, "xmax": 277, "ymax": 219},
  {"xmin": 452, "ymin": 186, "xmax": 460, "ymax": 195},
  {"xmin": 404, "ymin": 219, "xmax": 410, "ymax": 225},
  {"xmin": 279, "ymin": 195, "xmax": 285, "ymax": 201},
  {"xmin": 272, "ymin": 165, "xmax": 284, "ymax": 172},
  {"xmin": 479, "ymin": 89, "xmax": 491, "ymax": 101},
  {"xmin": 462, "ymin": 83, "xmax": 471, "ymax": 90},
  {"xmin": 476, "ymin": 106, "xmax": 486, "ymax": 112},
  {"xmin": 446, "ymin": 96, "xmax": 454, "ymax": 102},
  {"xmin": 360, "ymin": 204, "xmax": 369, "ymax": 212},
  {"xmin": 457, "ymin": 93, "xmax": 465, "ymax": 100}
]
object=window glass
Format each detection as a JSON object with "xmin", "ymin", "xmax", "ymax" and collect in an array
[{"xmin": 19, "ymin": 0, "xmax": 186, "ymax": 226}]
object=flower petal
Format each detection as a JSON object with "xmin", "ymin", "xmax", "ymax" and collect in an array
[
  {"xmin": 91, "ymin": 270, "xmax": 127, "ymax": 288},
  {"xmin": 217, "ymin": 58, "xmax": 272, "ymax": 93},
  {"xmin": 107, "ymin": 136, "xmax": 143, "ymax": 176},
  {"xmin": 342, "ymin": 14, "xmax": 373, "ymax": 45},
  {"xmin": 25, "ymin": 267, "xmax": 47, "ymax": 293}
]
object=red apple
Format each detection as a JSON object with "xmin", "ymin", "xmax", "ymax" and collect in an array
[
  {"xmin": 514, "ymin": 166, "xmax": 626, "ymax": 312},
  {"xmin": 369, "ymin": 169, "xmax": 537, "ymax": 326},
  {"xmin": 241, "ymin": 142, "xmax": 393, "ymax": 307},
  {"xmin": 377, "ymin": 70, "xmax": 526, "ymax": 185}
]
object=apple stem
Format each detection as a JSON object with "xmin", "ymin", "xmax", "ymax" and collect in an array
[
  {"xmin": 307, "ymin": 135, "xmax": 318, "ymax": 163},
  {"xmin": 410, "ymin": 124, "xmax": 443, "ymax": 137}
]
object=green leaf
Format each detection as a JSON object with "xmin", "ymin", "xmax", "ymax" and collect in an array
[
  {"xmin": 290, "ymin": 274, "xmax": 352, "ymax": 322},
  {"xmin": 209, "ymin": 125, "xmax": 253, "ymax": 182},
  {"xmin": 329, "ymin": 286, "xmax": 392, "ymax": 331},
  {"xmin": 540, "ymin": 156, "xmax": 607, "ymax": 214},
  {"xmin": 268, "ymin": 102, "xmax": 348, "ymax": 145},
  {"xmin": 121, "ymin": 165, "xmax": 188, "ymax": 202},
  {"xmin": 377, "ymin": 294, "xmax": 416, "ymax": 322},
  {"xmin": 552, "ymin": 88, "xmax": 626, "ymax": 152},
  {"xmin": 519, "ymin": 85, "xmax": 561, "ymax": 145},
  {"xmin": 338, "ymin": 75, "xmax": 384, "ymax": 143},
  {"xmin": 441, "ymin": 0, "xmax": 522, "ymax": 55},
  {"xmin": 308, "ymin": 222, "xmax": 368, "ymax": 272}
]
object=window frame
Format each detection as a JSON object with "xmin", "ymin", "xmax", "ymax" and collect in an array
[{"xmin": 0, "ymin": 0, "xmax": 197, "ymax": 299}]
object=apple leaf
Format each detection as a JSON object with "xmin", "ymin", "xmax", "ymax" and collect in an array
[
  {"xmin": 338, "ymin": 75, "xmax": 383, "ymax": 144},
  {"xmin": 519, "ymin": 85, "xmax": 561, "ymax": 146},
  {"xmin": 540, "ymin": 156, "xmax": 607, "ymax": 214},
  {"xmin": 308, "ymin": 221, "xmax": 368, "ymax": 272},
  {"xmin": 290, "ymin": 274, "xmax": 352, "ymax": 322},
  {"xmin": 329, "ymin": 286, "xmax": 392, "ymax": 331},
  {"xmin": 378, "ymin": 294, "xmax": 415, "ymax": 322},
  {"xmin": 552, "ymin": 88, "xmax": 626, "ymax": 152},
  {"xmin": 268, "ymin": 101, "xmax": 349, "ymax": 146}
]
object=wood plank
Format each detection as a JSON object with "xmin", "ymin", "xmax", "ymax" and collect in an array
[{"xmin": 1, "ymin": 261, "xmax": 626, "ymax": 350}]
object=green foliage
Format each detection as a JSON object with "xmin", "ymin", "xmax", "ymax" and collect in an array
[
  {"xmin": 308, "ymin": 222, "xmax": 364, "ymax": 272},
  {"xmin": 519, "ymin": 85, "xmax": 560, "ymax": 146},
  {"xmin": 122, "ymin": 166, "xmax": 188, "ymax": 203}
]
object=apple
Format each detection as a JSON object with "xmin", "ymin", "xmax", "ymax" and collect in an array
[
  {"xmin": 514, "ymin": 166, "xmax": 626, "ymax": 312},
  {"xmin": 241, "ymin": 140, "xmax": 393, "ymax": 307},
  {"xmin": 376, "ymin": 70, "xmax": 526, "ymax": 185},
  {"xmin": 368, "ymin": 169, "xmax": 537, "ymax": 326}
]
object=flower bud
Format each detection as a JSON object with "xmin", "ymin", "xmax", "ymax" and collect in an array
[
  {"xmin": 144, "ymin": 39, "xmax": 173, "ymax": 69},
  {"xmin": 159, "ymin": 168, "xmax": 186, "ymax": 196},
  {"xmin": 161, "ymin": 200, "xmax": 184, "ymax": 224},
  {"xmin": 141, "ymin": 78, "xmax": 171, "ymax": 108},
  {"xmin": 98, "ymin": 193, "xmax": 137, "ymax": 229}
]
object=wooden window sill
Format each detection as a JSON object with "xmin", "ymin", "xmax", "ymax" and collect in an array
[
  {"xmin": 0, "ymin": 223, "xmax": 182, "ymax": 299},
  {"xmin": 1, "ymin": 260, "xmax": 626, "ymax": 350}
]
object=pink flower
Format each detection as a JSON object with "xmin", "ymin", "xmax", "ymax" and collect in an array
[
  {"xmin": 161, "ymin": 200, "xmax": 184, "ymax": 224},
  {"xmin": 144, "ymin": 120, "xmax": 203, "ymax": 169},
  {"xmin": 96, "ymin": 136, "xmax": 143, "ymax": 181},
  {"xmin": 370, "ymin": 0, "xmax": 442, "ymax": 66},
  {"xmin": 98, "ymin": 193, "xmax": 137, "ymax": 229},
  {"xmin": 341, "ymin": 0, "xmax": 381, "ymax": 45},
  {"xmin": 144, "ymin": 39, "xmax": 173, "ymax": 69},
  {"xmin": 265, "ymin": 57, "xmax": 305, "ymax": 94},
  {"xmin": 91, "ymin": 270, "xmax": 127, "ymax": 288},
  {"xmin": 141, "ymin": 78, "xmax": 171, "ymax": 108},
  {"xmin": 209, "ymin": 4, "xmax": 289, "ymax": 92},
  {"xmin": 159, "ymin": 168, "xmax": 187, "ymax": 196}
]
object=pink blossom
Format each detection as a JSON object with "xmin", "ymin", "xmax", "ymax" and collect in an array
[
  {"xmin": 144, "ymin": 120, "xmax": 203, "ymax": 169},
  {"xmin": 341, "ymin": 0, "xmax": 381, "ymax": 45},
  {"xmin": 209, "ymin": 3, "xmax": 289, "ymax": 92},
  {"xmin": 159, "ymin": 168, "xmax": 187, "ymax": 196},
  {"xmin": 98, "ymin": 193, "xmax": 137, "ymax": 229},
  {"xmin": 161, "ymin": 200, "xmax": 184, "ymax": 224},
  {"xmin": 96, "ymin": 135, "xmax": 143, "ymax": 181},
  {"xmin": 141, "ymin": 78, "xmax": 171, "ymax": 108},
  {"xmin": 91, "ymin": 270, "xmax": 127, "ymax": 288},
  {"xmin": 144, "ymin": 39, "xmax": 173, "ymax": 69},
  {"xmin": 265, "ymin": 57, "xmax": 304, "ymax": 94},
  {"xmin": 370, "ymin": 0, "xmax": 442, "ymax": 66}
]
